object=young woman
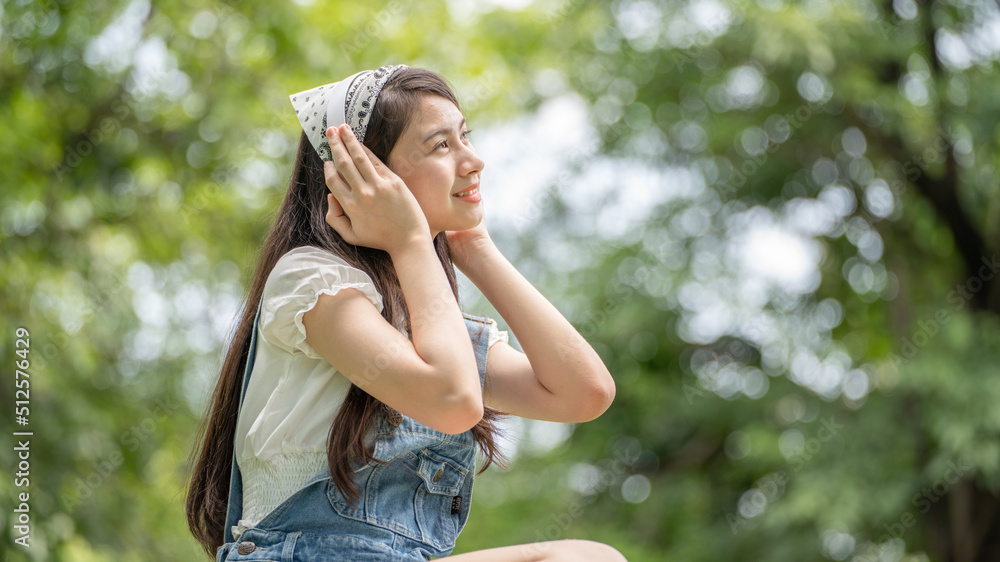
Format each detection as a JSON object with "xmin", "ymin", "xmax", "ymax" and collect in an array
[{"xmin": 186, "ymin": 65, "xmax": 624, "ymax": 561}]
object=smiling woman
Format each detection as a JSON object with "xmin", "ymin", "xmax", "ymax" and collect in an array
[{"xmin": 186, "ymin": 65, "xmax": 622, "ymax": 562}]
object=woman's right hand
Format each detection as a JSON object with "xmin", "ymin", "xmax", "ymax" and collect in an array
[{"xmin": 323, "ymin": 124, "xmax": 430, "ymax": 254}]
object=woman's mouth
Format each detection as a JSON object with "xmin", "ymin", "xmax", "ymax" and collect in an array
[{"xmin": 453, "ymin": 186, "xmax": 481, "ymax": 202}]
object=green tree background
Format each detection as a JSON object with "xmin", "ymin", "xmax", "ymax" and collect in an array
[{"xmin": 2, "ymin": 0, "xmax": 999, "ymax": 560}]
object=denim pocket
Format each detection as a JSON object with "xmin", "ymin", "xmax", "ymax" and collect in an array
[
  {"xmin": 416, "ymin": 448, "xmax": 467, "ymax": 496},
  {"xmin": 413, "ymin": 448, "xmax": 467, "ymax": 549},
  {"xmin": 325, "ymin": 447, "xmax": 468, "ymax": 550}
]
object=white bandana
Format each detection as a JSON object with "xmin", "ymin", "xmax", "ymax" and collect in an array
[{"xmin": 289, "ymin": 64, "xmax": 408, "ymax": 161}]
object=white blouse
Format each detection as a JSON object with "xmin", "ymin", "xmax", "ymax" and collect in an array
[{"xmin": 233, "ymin": 245, "xmax": 508, "ymax": 532}]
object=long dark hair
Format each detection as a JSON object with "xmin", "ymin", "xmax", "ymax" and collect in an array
[{"xmin": 186, "ymin": 67, "xmax": 506, "ymax": 557}]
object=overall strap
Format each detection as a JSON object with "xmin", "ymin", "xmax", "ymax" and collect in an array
[
  {"xmin": 223, "ymin": 299, "xmax": 264, "ymax": 543},
  {"xmin": 461, "ymin": 313, "xmax": 492, "ymax": 388},
  {"xmin": 238, "ymin": 299, "xmax": 264, "ymax": 410}
]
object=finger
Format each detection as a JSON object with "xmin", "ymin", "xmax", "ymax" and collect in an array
[
  {"xmin": 327, "ymin": 190, "xmax": 346, "ymax": 217},
  {"xmin": 324, "ymin": 160, "xmax": 352, "ymax": 198},
  {"xmin": 336, "ymin": 124, "xmax": 380, "ymax": 185},
  {"xmin": 358, "ymin": 143, "xmax": 391, "ymax": 178},
  {"xmin": 327, "ymin": 127, "xmax": 366, "ymax": 191},
  {"xmin": 325, "ymin": 194, "xmax": 357, "ymax": 244}
]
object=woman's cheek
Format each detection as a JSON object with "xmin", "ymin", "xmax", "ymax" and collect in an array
[{"xmin": 390, "ymin": 148, "xmax": 426, "ymax": 177}]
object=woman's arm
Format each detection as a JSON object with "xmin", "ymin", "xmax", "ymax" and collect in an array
[
  {"xmin": 303, "ymin": 238, "xmax": 484, "ymax": 434},
  {"xmin": 303, "ymin": 125, "xmax": 483, "ymax": 434},
  {"xmin": 460, "ymin": 240, "xmax": 615, "ymax": 422}
]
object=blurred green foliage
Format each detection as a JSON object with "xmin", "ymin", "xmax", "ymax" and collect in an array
[{"xmin": 2, "ymin": 0, "xmax": 999, "ymax": 560}]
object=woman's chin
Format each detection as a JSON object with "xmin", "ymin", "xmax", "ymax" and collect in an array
[{"xmin": 442, "ymin": 210, "xmax": 483, "ymax": 232}]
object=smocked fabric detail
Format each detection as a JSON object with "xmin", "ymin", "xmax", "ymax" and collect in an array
[{"xmin": 238, "ymin": 452, "xmax": 329, "ymax": 529}]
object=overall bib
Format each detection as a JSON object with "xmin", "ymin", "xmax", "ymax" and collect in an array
[{"xmin": 217, "ymin": 302, "xmax": 492, "ymax": 561}]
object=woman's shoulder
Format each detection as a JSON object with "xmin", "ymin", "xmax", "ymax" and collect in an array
[
  {"xmin": 263, "ymin": 245, "xmax": 382, "ymax": 305},
  {"xmin": 258, "ymin": 245, "xmax": 385, "ymax": 354},
  {"xmin": 275, "ymin": 245, "xmax": 354, "ymax": 268},
  {"xmin": 267, "ymin": 245, "xmax": 373, "ymax": 282}
]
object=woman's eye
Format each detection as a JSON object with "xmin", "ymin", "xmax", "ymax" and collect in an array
[{"xmin": 436, "ymin": 130, "xmax": 472, "ymax": 151}]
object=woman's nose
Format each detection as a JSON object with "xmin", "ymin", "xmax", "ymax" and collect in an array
[{"xmin": 460, "ymin": 144, "xmax": 485, "ymax": 175}]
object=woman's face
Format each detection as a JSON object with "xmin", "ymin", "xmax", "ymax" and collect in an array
[{"xmin": 386, "ymin": 94, "xmax": 485, "ymax": 238}]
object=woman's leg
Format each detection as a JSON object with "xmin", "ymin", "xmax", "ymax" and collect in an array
[{"xmin": 441, "ymin": 539, "xmax": 627, "ymax": 562}]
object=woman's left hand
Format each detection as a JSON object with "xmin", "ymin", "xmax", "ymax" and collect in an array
[{"xmin": 446, "ymin": 219, "xmax": 495, "ymax": 273}]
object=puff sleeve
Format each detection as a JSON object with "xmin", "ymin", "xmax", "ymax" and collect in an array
[
  {"xmin": 485, "ymin": 317, "xmax": 509, "ymax": 350},
  {"xmin": 260, "ymin": 246, "xmax": 384, "ymax": 359}
]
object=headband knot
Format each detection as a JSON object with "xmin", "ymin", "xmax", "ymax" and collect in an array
[{"xmin": 289, "ymin": 64, "xmax": 408, "ymax": 161}]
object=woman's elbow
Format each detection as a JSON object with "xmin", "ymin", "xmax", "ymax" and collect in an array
[
  {"xmin": 577, "ymin": 370, "xmax": 616, "ymax": 422},
  {"xmin": 430, "ymin": 388, "xmax": 485, "ymax": 434}
]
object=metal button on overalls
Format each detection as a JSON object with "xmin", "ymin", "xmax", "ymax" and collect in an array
[
  {"xmin": 237, "ymin": 541, "xmax": 255, "ymax": 555},
  {"xmin": 385, "ymin": 406, "xmax": 403, "ymax": 427}
]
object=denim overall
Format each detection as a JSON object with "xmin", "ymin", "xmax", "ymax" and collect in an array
[{"xmin": 217, "ymin": 302, "xmax": 492, "ymax": 561}]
